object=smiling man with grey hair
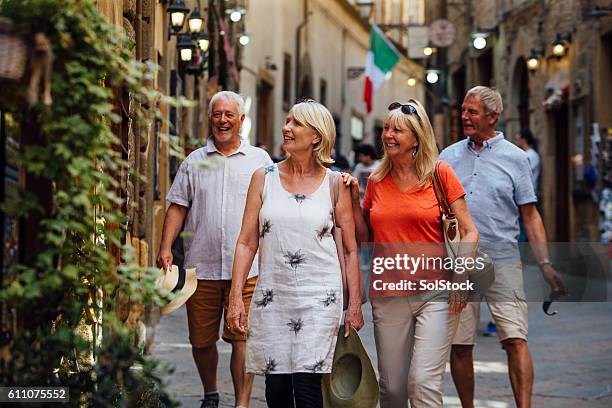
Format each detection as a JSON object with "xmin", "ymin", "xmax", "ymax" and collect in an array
[
  {"xmin": 157, "ymin": 91, "xmax": 272, "ymax": 408},
  {"xmin": 440, "ymin": 85, "xmax": 567, "ymax": 408}
]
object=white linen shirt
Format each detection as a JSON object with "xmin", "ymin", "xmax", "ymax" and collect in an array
[{"xmin": 166, "ymin": 137, "xmax": 273, "ymax": 280}]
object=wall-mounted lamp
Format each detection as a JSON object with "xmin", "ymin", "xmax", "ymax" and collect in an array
[
  {"xmin": 238, "ymin": 33, "xmax": 250, "ymax": 46},
  {"xmin": 185, "ymin": 48, "xmax": 207, "ymax": 76},
  {"xmin": 227, "ymin": 7, "xmax": 247, "ymax": 23},
  {"xmin": 472, "ymin": 32, "xmax": 488, "ymax": 50},
  {"xmin": 406, "ymin": 77, "xmax": 417, "ymax": 87},
  {"xmin": 177, "ymin": 34, "xmax": 196, "ymax": 62},
  {"xmin": 527, "ymin": 48, "xmax": 544, "ymax": 72},
  {"xmin": 167, "ymin": 0, "xmax": 190, "ymax": 34},
  {"xmin": 187, "ymin": 8, "xmax": 204, "ymax": 34},
  {"xmin": 551, "ymin": 33, "xmax": 571, "ymax": 59},
  {"xmin": 425, "ymin": 69, "xmax": 440, "ymax": 84},
  {"xmin": 197, "ymin": 32, "xmax": 209, "ymax": 53},
  {"xmin": 423, "ymin": 46, "xmax": 437, "ymax": 56}
]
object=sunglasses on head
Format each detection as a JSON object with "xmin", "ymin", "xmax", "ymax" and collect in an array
[{"xmin": 388, "ymin": 102, "xmax": 417, "ymax": 115}]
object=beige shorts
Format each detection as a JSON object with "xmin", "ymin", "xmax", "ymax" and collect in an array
[{"xmin": 453, "ymin": 261, "xmax": 528, "ymax": 345}]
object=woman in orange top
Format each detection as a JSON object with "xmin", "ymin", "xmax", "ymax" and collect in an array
[{"xmin": 346, "ymin": 99, "xmax": 479, "ymax": 408}]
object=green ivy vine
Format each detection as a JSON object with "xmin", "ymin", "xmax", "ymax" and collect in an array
[{"xmin": 0, "ymin": 0, "xmax": 185, "ymax": 405}]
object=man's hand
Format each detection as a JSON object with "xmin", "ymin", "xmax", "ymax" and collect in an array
[
  {"xmin": 541, "ymin": 264, "xmax": 568, "ymax": 295},
  {"xmin": 156, "ymin": 247, "xmax": 173, "ymax": 270},
  {"xmin": 344, "ymin": 303, "xmax": 364, "ymax": 337}
]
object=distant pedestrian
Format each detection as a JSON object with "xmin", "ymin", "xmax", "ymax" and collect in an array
[
  {"xmin": 331, "ymin": 152, "xmax": 351, "ymax": 172},
  {"xmin": 157, "ymin": 91, "xmax": 272, "ymax": 408},
  {"xmin": 516, "ymin": 129, "xmax": 541, "ymax": 243},
  {"xmin": 515, "ymin": 129, "xmax": 540, "ymax": 191},
  {"xmin": 440, "ymin": 86, "xmax": 567, "ymax": 408},
  {"xmin": 352, "ymin": 143, "xmax": 379, "ymax": 203},
  {"xmin": 257, "ymin": 142, "xmax": 270, "ymax": 154},
  {"xmin": 271, "ymin": 145, "xmax": 287, "ymax": 163},
  {"xmin": 227, "ymin": 99, "xmax": 364, "ymax": 408}
]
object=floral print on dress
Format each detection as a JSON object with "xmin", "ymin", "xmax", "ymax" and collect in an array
[
  {"xmin": 254, "ymin": 289, "xmax": 275, "ymax": 308},
  {"xmin": 304, "ymin": 358, "xmax": 326, "ymax": 373},
  {"xmin": 260, "ymin": 219, "xmax": 272, "ymax": 238},
  {"xmin": 320, "ymin": 290, "xmax": 338, "ymax": 307},
  {"xmin": 264, "ymin": 356, "xmax": 278, "ymax": 374},
  {"xmin": 316, "ymin": 223, "xmax": 332, "ymax": 240},
  {"xmin": 293, "ymin": 193, "xmax": 307, "ymax": 204},
  {"xmin": 283, "ymin": 249, "xmax": 306, "ymax": 272},
  {"xmin": 286, "ymin": 317, "xmax": 304, "ymax": 335}
]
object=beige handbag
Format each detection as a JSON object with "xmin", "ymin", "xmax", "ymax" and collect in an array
[
  {"xmin": 431, "ymin": 162, "xmax": 495, "ymax": 296},
  {"xmin": 329, "ymin": 171, "xmax": 366, "ymax": 310}
]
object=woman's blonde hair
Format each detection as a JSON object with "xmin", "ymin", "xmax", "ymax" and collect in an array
[
  {"xmin": 288, "ymin": 100, "xmax": 335, "ymax": 165},
  {"xmin": 371, "ymin": 98, "xmax": 438, "ymax": 187}
]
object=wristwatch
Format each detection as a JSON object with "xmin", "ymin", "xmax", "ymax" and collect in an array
[{"xmin": 538, "ymin": 258, "xmax": 553, "ymax": 269}]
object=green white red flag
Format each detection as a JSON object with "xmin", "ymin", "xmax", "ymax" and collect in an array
[{"xmin": 363, "ymin": 25, "xmax": 400, "ymax": 113}]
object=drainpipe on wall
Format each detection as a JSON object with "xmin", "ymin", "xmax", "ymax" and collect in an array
[{"xmin": 295, "ymin": 0, "xmax": 309, "ymax": 101}]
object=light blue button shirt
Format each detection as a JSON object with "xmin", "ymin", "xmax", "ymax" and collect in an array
[{"xmin": 440, "ymin": 132, "xmax": 536, "ymax": 263}]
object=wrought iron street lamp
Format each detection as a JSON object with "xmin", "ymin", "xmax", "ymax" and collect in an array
[
  {"xmin": 472, "ymin": 32, "xmax": 488, "ymax": 50},
  {"xmin": 527, "ymin": 49, "xmax": 544, "ymax": 72},
  {"xmin": 197, "ymin": 32, "xmax": 210, "ymax": 53},
  {"xmin": 227, "ymin": 7, "xmax": 247, "ymax": 23},
  {"xmin": 426, "ymin": 69, "xmax": 440, "ymax": 84},
  {"xmin": 187, "ymin": 8, "xmax": 204, "ymax": 34},
  {"xmin": 167, "ymin": 0, "xmax": 190, "ymax": 34},
  {"xmin": 551, "ymin": 33, "xmax": 571, "ymax": 58},
  {"xmin": 238, "ymin": 33, "xmax": 250, "ymax": 46},
  {"xmin": 177, "ymin": 34, "xmax": 196, "ymax": 62}
]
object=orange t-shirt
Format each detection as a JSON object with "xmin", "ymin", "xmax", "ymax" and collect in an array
[{"xmin": 363, "ymin": 161, "xmax": 466, "ymax": 297}]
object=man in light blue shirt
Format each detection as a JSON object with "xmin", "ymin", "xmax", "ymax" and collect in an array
[{"xmin": 440, "ymin": 86, "xmax": 567, "ymax": 408}]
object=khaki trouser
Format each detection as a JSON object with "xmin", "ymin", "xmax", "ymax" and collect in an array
[{"xmin": 372, "ymin": 293, "xmax": 459, "ymax": 408}]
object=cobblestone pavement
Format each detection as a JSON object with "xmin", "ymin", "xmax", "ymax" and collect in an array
[{"xmin": 153, "ymin": 265, "xmax": 612, "ymax": 407}]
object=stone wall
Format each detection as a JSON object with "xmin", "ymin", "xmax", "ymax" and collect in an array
[{"xmin": 445, "ymin": 0, "xmax": 610, "ymax": 241}]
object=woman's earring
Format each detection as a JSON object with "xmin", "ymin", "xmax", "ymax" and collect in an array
[{"xmin": 412, "ymin": 145, "xmax": 418, "ymax": 157}]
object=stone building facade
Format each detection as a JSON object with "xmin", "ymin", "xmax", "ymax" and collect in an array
[
  {"xmin": 239, "ymin": 0, "xmax": 425, "ymax": 161},
  {"xmin": 444, "ymin": 0, "xmax": 612, "ymax": 242}
]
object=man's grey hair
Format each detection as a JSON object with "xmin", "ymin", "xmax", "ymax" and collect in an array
[
  {"xmin": 208, "ymin": 91, "xmax": 246, "ymax": 117},
  {"xmin": 465, "ymin": 86, "xmax": 503, "ymax": 116}
]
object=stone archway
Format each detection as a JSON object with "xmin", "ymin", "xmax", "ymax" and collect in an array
[
  {"xmin": 511, "ymin": 56, "xmax": 530, "ymax": 135},
  {"xmin": 506, "ymin": 27, "xmax": 533, "ymax": 140}
]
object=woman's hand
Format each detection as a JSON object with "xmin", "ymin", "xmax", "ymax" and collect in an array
[
  {"xmin": 227, "ymin": 291, "xmax": 246, "ymax": 335},
  {"xmin": 448, "ymin": 272, "xmax": 468, "ymax": 314},
  {"xmin": 344, "ymin": 303, "xmax": 364, "ymax": 337},
  {"xmin": 340, "ymin": 172, "xmax": 361, "ymax": 203}
]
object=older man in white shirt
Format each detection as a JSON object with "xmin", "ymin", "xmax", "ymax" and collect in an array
[{"xmin": 157, "ymin": 91, "xmax": 272, "ymax": 408}]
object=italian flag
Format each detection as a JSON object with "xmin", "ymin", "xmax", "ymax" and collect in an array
[{"xmin": 363, "ymin": 25, "xmax": 400, "ymax": 113}]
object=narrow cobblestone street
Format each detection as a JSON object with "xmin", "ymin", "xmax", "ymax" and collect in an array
[{"xmin": 153, "ymin": 266, "xmax": 612, "ymax": 408}]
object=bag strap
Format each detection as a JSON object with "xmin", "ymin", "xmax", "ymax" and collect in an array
[
  {"xmin": 328, "ymin": 171, "xmax": 340, "ymax": 224},
  {"xmin": 431, "ymin": 161, "xmax": 455, "ymax": 218}
]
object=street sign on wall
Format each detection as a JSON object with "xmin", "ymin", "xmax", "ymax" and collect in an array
[
  {"xmin": 428, "ymin": 19, "xmax": 456, "ymax": 48},
  {"xmin": 407, "ymin": 26, "xmax": 429, "ymax": 59}
]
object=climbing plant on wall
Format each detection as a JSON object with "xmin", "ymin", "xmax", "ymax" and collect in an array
[{"xmin": 0, "ymin": 0, "xmax": 183, "ymax": 405}]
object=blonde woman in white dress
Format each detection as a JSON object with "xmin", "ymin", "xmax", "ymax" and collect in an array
[{"xmin": 227, "ymin": 100, "xmax": 364, "ymax": 408}]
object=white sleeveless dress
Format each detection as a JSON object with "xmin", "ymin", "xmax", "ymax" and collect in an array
[{"xmin": 246, "ymin": 163, "xmax": 343, "ymax": 375}]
